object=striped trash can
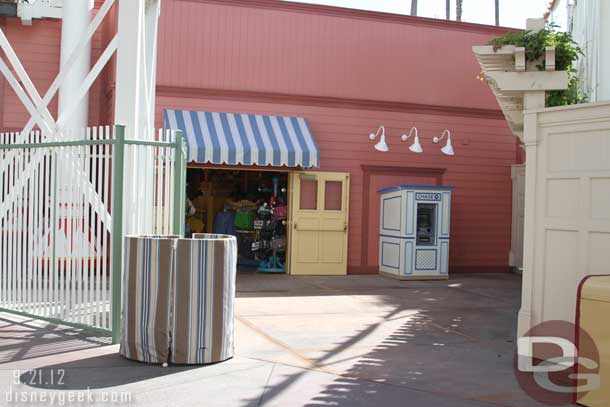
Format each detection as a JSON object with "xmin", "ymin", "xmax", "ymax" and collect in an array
[
  {"xmin": 119, "ymin": 234, "xmax": 237, "ymax": 365},
  {"xmin": 172, "ymin": 234, "xmax": 237, "ymax": 364},
  {"xmin": 119, "ymin": 235, "xmax": 178, "ymax": 363}
]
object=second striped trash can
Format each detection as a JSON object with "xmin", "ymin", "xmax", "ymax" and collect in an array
[{"xmin": 172, "ymin": 234, "xmax": 237, "ymax": 364}]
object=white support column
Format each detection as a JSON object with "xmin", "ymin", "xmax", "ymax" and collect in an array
[
  {"xmin": 144, "ymin": 0, "xmax": 161, "ymax": 129},
  {"xmin": 474, "ymin": 18, "xmax": 570, "ymax": 338},
  {"xmin": 56, "ymin": 1, "xmax": 94, "ymax": 267},
  {"xmin": 517, "ymin": 19, "xmax": 556, "ymax": 337},
  {"xmin": 115, "ymin": 0, "xmax": 161, "ymax": 139},
  {"xmin": 114, "ymin": 0, "xmax": 161, "ymax": 235},
  {"xmin": 57, "ymin": 1, "xmax": 93, "ymax": 242},
  {"xmin": 115, "ymin": 0, "xmax": 143, "ymax": 140},
  {"xmin": 517, "ymin": 92, "xmax": 545, "ymax": 337},
  {"xmin": 58, "ymin": 0, "xmax": 94, "ymax": 133}
]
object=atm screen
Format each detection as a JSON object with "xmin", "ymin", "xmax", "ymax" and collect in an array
[{"xmin": 416, "ymin": 203, "xmax": 436, "ymax": 246}]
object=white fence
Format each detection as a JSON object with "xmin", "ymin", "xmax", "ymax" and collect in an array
[
  {"xmin": 518, "ymin": 101, "xmax": 610, "ymax": 335},
  {"xmin": 0, "ymin": 125, "xmax": 186, "ymax": 340}
]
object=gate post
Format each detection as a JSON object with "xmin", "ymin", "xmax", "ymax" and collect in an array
[
  {"xmin": 111, "ymin": 125, "xmax": 126, "ymax": 344},
  {"xmin": 172, "ymin": 130, "xmax": 186, "ymax": 237}
]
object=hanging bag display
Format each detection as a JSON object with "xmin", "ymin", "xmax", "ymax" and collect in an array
[{"xmin": 273, "ymin": 205, "xmax": 288, "ymax": 221}]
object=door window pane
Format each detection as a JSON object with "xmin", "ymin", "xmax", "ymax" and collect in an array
[
  {"xmin": 324, "ymin": 181, "xmax": 343, "ymax": 211},
  {"xmin": 300, "ymin": 178, "xmax": 318, "ymax": 210}
]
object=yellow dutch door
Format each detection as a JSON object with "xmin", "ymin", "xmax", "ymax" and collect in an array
[{"xmin": 288, "ymin": 172, "xmax": 350, "ymax": 275}]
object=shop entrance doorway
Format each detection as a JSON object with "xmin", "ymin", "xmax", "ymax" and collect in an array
[
  {"xmin": 186, "ymin": 168, "xmax": 289, "ymax": 274},
  {"xmin": 185, "ymin": 168, "xmax": 349, "ymax": 275}
]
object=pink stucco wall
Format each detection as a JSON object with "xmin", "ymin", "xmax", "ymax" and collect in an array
[
  {"xmin": 151, "ymin": 1, "xmax": 518, "ymax": 273},
  {"xmin": 157, "ymin": 94, "xmax": 515, "ymax": 274},
  {"xmin": 155, "ymin": 0, "xmax": 511, "ymax": 110},
  {"xmin": 0, "ymin": 0, "xmax": 518, "ymax": 273}
]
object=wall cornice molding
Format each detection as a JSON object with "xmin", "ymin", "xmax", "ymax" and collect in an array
[{"xmin": 156, "ymin": 85, "xmax": 505, "ymax": 120}]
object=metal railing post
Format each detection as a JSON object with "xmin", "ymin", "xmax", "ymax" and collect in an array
[
  {"xmin": 172, "ymin": 130, "xmax": 186, "ymax": 236},
  {"xmin": 51, "ymin": 149, "xmax": 58, "ymax": 298},
  {"xmin": 111, "ymin": 125, "xmax": 125, "ymax": 344}
]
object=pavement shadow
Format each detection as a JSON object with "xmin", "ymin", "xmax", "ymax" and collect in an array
[
  {"xmin": 0, "ymin": 315, "xmax": 111, "ymax": 365},
  {"xmin": 236, "ymin": 274, "xmax": 535, "ymax": 407},
  {"xmin": 301, "ymin": 309, "xmax": 461, "ymax": 407},
  {"xmin": 18, "ymin": 353, "xmax": 202, "ymax": 390},
  {"xmin": 0, "ymin": 314, "xmax": 201, "ymax": 391},
  {"xmin": 236, "ymin": 304, "xmax": 438, "ymax": 407}
]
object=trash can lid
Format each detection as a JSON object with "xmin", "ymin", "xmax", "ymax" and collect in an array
[{"xmin": 580, "ymin": 276, "xmax": 610, "ymax": 303}]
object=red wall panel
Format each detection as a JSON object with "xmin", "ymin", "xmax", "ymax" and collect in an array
[
  {"xmin": 156, "ymin": 0, "xmax": 510, "ymax": 111},
  {"xmin": 156, "ymin": 94, "xmax": 515, "ymax": 273},
  {"xmin": 0, "ymin": 0, "xmax": 517, "ymax": 273}
]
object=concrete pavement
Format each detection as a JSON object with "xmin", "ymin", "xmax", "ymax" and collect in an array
[{"xmin": 0, "ymin": 273, "xmax": 560, "ymax": 406}]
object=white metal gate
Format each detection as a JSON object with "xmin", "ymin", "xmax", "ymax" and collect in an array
[{"xmin": 0, "ymin": 125, "xmax": 186, "ymax": 341}]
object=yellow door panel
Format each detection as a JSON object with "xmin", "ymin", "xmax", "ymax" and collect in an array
[
  {"xmin": 297, "ymin": 216, "xmax": 321, "ymax": 230},
  {"xmin": 319, "ymin": 218, "xmax": 344, "ymax": 231},
  {"xmin": 320, "ymin": 232, "xmax": 344, "ymax": 263},
  {"xmin": 296, "ymin": 230, "xmax": 319, "ymax": 263},
  {"xmin": 289, "ymin": 171, "xmax": 350, "ymax": 276}
]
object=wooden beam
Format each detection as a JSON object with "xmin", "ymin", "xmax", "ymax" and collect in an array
[{"xmin": 486, "ymin": 71, "xmax": 569, "ymax": 92}]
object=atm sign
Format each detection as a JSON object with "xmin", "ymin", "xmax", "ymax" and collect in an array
[{"xmin": 415, "ymin": 192, "xmax": 441, "ymax": 201}]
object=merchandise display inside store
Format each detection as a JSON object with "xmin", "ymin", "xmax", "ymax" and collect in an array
[{"xmin": 186, "ymin": 169, "xmax": 289, "ymax": 273}]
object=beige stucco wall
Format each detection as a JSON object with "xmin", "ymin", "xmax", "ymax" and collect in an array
[{"xmin": 518, "ymin": 101, "xmax": 610, "ymax": 335}]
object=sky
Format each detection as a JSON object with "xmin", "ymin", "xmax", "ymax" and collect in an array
[{"xmin": 283, "ymin": 0, "xmax": 552, "ymax": 28}]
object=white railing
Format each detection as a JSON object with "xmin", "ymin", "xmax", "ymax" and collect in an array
[{"xmin": 0, "ymin": 125, "xmax": 186, "ymax": 340}]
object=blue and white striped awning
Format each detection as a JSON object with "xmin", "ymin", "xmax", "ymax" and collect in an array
[{"xmin": 163, "ymin": 109, "xmax": 319, "ymax": 168}]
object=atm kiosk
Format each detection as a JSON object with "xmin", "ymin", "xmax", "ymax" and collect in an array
[{"xmin": 378, "ymin": 185, "xmax": 454, "ymax": 280}]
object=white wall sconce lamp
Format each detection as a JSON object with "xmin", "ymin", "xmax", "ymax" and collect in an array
[
  {"xmin": 433, "ymin": 129, "xmax": 455, "ymax": 156},
  {"xmin": 369, "ymin": 125, "xmax": 389, "ymax": 152},
  {"xmin": 401, "ymin": 127, "xmax": 423, "ymax": 153}
]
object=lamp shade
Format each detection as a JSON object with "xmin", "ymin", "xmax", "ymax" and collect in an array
[
  {"xmin": 374, "ymin": 135, "xmax": 389, "ymax": 152},
  {"xmin": 408, "ymin": 135, "xmax": 423, "ymax": 153},
  {"xmin": 440, "ymin": 138, "xmax": 454, "ymax": 156}
]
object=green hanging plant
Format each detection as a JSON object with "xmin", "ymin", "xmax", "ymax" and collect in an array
[{"xmin": 487, "ymin": 23, "xmax": 587, "ymax": 107}]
